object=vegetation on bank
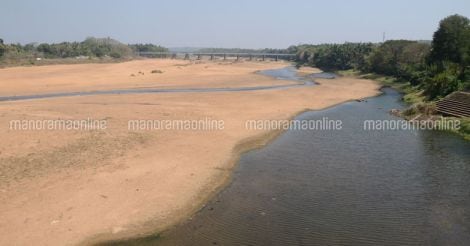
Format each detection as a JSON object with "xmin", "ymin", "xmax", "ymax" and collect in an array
[
  {"xmin": 294, "ymin": 14, "xmax": 470, "ymax": 100},
  {"xmin": 293, "ymin": 14, "xmax": 470, "ymax": 139},
  {"xmin": 0, "ymin": 37, "xmax": 168, "ymax": 66},
  {"xmin": 458, "ymin": 118, "xmax": 470, "ymax": 140},
  {"xmin": 338, "ymin": 70, "xmax": 470, "ymax": 140}
]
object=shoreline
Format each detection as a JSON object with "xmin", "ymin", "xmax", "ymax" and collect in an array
[
  {"xmin": 337, "ymin": 70, "xmax": 470, "ymax": 141},
  {"xmin": 86, "ymin": 123, "xmax": 289, "ymax": 245},
  {"xmin": 0, "ymin": 60, "xmax": 381, "ymax": 246},
  {"xmin": 88, "ymin": 85, "xmax": 384, "ymax": 246},
  {"xmin": 81, "ymin": 67, "xmax": 306, "ymax": 245}
]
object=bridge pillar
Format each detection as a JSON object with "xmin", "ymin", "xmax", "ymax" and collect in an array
[
  {"xmin": 262, "ymin": 55, "xmax": 265, "ymax": 61},
  {"xmin": 197, "ymin": 54, "xmax": 201, "ymax": 60},
  {"xmin": 236, "ymin": 54, "xmax": 239, "ymax": 61},
  {"xmin": 223, "ymin": 54, "xmax": 226, "ymax": 60},
  {"xmin": 172, "ymin": 53, "xmax": 176, "ymax": 59},
  {"xmin": 184, "ymin": 53, "xmax": 189, "ymax": 60},
  {"xmin": 249, "ymin": 54, "xmax": 253, "ymax": 61},
  {"xmin": 210, "ymin": 54, "xmax": 214, "ymax": 60},
  {"xmin": 275, "ymin": 55, "xmax": 278, "ymax": 61}
]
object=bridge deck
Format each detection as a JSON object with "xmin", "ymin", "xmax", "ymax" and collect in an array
[
  {"xmin": 137, "ymin": 52, "xmax": 295, "ymax": 56},
  {"xmin": 136, "ymin": 52, "xmax": 296, "ymax": 60}
]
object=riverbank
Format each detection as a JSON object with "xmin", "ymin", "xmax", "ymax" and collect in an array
[
  {"xmin": 0, "ymin": 60, "xmax": 381, "ymax": 245},
  {"xmin": 146, "ymin": 87, "xmax": 470, "ymax": 246},
  {"xmin": 0, "ymin": 56, "xmax": 135, "ymax": 69},
  {"xmin": 336, "ymin": 69, "xmax": 470, "ymax": 140}
]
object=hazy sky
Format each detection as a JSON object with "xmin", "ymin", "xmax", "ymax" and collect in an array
[{"xmin": 1, "ymin": 0, "xmax": 469, "ymax": 48}]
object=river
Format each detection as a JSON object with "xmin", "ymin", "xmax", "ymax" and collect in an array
[{"xmin": 101, "ymin": 69, "xmax": 470, "ymax": 246}]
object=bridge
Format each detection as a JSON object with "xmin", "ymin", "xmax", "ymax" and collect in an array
[{"xmin": 136, "ymin": 52, "xmax": 296, "ymax": 61}]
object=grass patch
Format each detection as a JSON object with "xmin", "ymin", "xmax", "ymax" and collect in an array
[
  {"xmin": 151, "ymin": 69, "xmax": 163, "ymax": 74},
  {"xmin": 338, "ymin": 69, "xmax": 425, "ymax": 105},
  {"xmin": 431, "ymin": 117, "xmax": 470, "ymax": 140},
  {"xmin": 402, "ymin": 89, "xmax": 426, "ymax": 104},
  {"xmin": 456, "ymin": 117, "xmax": 470, "ymax": 140}
]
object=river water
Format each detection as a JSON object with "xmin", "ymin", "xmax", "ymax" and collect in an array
[
  {"xmin": 0, "ymin": 67, "xmax": 312, "ymax": 102},
  {"xmin": 102, "ymin": 70, "xmax": 470, "ymax": 246}
]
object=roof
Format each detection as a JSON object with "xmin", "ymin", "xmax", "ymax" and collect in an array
[{"xmin": 436, "ymin": 91, "xmax": 470, "ymax": 118}]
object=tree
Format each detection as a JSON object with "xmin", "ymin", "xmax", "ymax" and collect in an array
[
  {"xmin": 129, "ymin": 43, "xmax": 168, "ymax": 53},
  {"xmin": 0, "ymin": 39, "xmax": 5, "ymax": 57},
  {"xmin": 0, "ymin": 37, "xmax": 167, "ymax": 63},
  {"xmin": 294, "ymin": 43, "xmax": 374, "ymax": 70},
  {"xmin": 37, "ymin": 43, "xmax": 55, "ymax": 58},
  {"xmin": 422, "ymin": 14, "xmax": 470, "ymax": 98},
  {"xmin": 366, "ymin": 40, "xmax": 430, "ymax": 83},
  {"xmin": 82, "ymin": 37, "xmax": 132, "ymax": 58},
  {"xmin": 429, "ymin": 14, "xmax": 470, "ymax": 77},
  {"xmin": 425, "ymin": 62, "xmax": 462, "ymax": 99}
]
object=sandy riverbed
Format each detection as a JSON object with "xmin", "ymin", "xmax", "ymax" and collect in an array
[{"xmin": 0, "ymin": 59, "xmax": 381, "ymax": 245}]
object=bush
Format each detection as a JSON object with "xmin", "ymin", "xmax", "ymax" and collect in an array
[
  {"xmin": 109, "ymin": 52, "xmax": 122, "ymax": 58},
  {"xmin": 401, "ymin": 102, "xmax": 436, "ymax": 118},
  {"xmin": 129, "ymin": 44, "xmax": 168, "ymax": 53},
  {"xmin": 0, "ymin": 44, "xmax": 5, "ymax": 57},
  {"xmin": 424, "ymin": 63, "xmax": 462, "ymax": 99},
  {"xmin": 459, "ymin": 118, "xmax": 470, "ymax": 140},
  {"xmin": 426, "ymin": 72, "xmax": 460, "ymax": 99}
]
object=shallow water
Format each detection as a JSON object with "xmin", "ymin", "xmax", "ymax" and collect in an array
[
  {"xmin": 107, "ymin": 88, "xmax": 470, "ymax": 246},
  {"xmin": 0, "ymin": 67, "xmax": 312, "ymax": 102}
]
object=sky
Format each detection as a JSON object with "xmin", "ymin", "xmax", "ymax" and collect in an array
[{"xmin": 1, "ymin": 0, "xmax": 470, "ymax": 48}]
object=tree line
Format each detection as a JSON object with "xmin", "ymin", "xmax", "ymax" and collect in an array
[
  {"xmin": 294, "ymin": 14, "xmax": 470, "ymax": 100},
  {"xmin": 0, "ymin": 37, "xmax": 168, "ymax": 60}
]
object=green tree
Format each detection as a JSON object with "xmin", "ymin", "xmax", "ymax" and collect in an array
[
  {"xmin": 37, "ymin": 43, "xmax": 55, "ymax": 57},
  {"xmin": 0, "ymin": 38, "xmax": 5, "ymax": 57},
  {"xmin": 129, "ymin": 43, "xmax": 168, "ymax": 54},
  {"xmin": 366, "ymin": 40, "xmax": 430, "ymax": 84},
  {"xmin": 429, "ymin": 14, "xmax": 470, "ymax": 77},
  {"xmin": 294, "ymin": 43, "xmax": 374, "ymax": 70},
  {"xmin": 425, "ymin": 62, "xmax": 462, "ymax": 99}
]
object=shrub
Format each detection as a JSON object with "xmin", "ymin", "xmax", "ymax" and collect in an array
[{"xmin": 424, "ymin": 63, "xmax": 462, "ymax": 99}]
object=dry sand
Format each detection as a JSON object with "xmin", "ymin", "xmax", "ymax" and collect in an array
[
  {"xmin": 0, "ymin": 59, "xmax": 292, "ymax": 96},
  {"xmin": 0, "ymin": 59, "xmax": 381, "ymax": 245}
]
